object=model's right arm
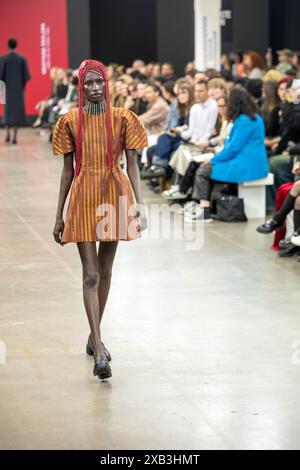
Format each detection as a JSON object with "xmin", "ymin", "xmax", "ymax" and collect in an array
[{"xmin": 53, "ymin": 152, "xmax": 74, "ymax": 245}]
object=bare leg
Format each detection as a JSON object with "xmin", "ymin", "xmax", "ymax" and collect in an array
[
  {"xmin": 77, "ymin": 242, "xmax": 104, "ymax": 357},
  {"xmin": 87, "ymin": 241, "xmax": 119, "ymax": 347},
  {"xmin": 98, "ymin": 241, "xmax": 119, "ymax": 324}
]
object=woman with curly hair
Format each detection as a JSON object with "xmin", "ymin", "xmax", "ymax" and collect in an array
[{"xmin": 243, "ymin": 51, "xmax": 265, "ymax": 79}]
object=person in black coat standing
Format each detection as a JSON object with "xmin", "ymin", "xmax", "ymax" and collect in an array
[{"xmin": 0, "ymin": 38, "xmax": 31, "ymax": 144}]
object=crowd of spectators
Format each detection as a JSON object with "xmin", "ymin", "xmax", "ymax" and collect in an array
[{"xmin": 36, "ymin": 49, "xmax": 300, "ymax": 262}]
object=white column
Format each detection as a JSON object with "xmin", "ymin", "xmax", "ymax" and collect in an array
[{"xmin": 194, "ymin": 0, "xmax": 221, "ymax": 71}]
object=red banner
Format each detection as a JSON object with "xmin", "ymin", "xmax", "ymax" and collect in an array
[{"xmin": 0, "ymin": 0, "xmax": 68, "ymax": 116}]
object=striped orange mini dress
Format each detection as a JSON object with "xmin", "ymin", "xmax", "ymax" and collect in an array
[{"xmin": 52, "ymin": 107, "xmax": 148, "ymax": 244}]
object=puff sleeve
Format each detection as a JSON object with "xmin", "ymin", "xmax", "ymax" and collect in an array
[
  {"xmin": 52, "ymin": 114, "xmax": 76, "ymax": 156},
  {"xmin": 123, "ymin": 110, "xmax": 148, "ymax": 149}
]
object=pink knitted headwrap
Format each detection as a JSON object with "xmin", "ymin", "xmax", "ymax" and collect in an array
[{"xmin": 75, "ymin": 59, "xmax": 113, "ymax": 176}]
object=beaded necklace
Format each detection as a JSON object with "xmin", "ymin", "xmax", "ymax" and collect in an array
[{"xmin": 83, "ymin": 100, "xmax": 107, "ymax": 115}]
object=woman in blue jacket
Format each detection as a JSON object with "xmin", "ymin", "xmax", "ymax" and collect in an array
[{"xmin": 185, "ymin": 87, "xmax": 269, "ymax": 222}]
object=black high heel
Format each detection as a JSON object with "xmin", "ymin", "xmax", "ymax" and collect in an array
[
  {"xmin": 93, "ymin": 355, "xmax": 112, "ymax": 380},
  {"xmin": 86, "ymin": 339, "xmax": 111, "ymax": 362}
]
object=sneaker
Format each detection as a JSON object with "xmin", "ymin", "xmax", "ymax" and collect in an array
[
  {"xmin": 279, "ymin": 237, "xmax": 293, "ymax": 249},
  {"xmin": 177, "ymin": 201, "xmax": 196, "ymax": 215},
  {"xmin": 32, "ymin": 117, "xmax": 42, "ymax": 128},
  {"xmin": 184, "ymin": 207, "xmax": 213, "ymax": 223},
  {"xmin": 291, "ymin": 234, "xmax": 300, "ymax": 246},
  {"xmin": 162, "ymin": 185, "xmax": 180, "ymax": 199},
  {"xmin": 278, "ymin": 245, "xmax": 300, "ymax": 257},
  {"xmin": 166, "ymin": 190, "xmax": 189, "ymax": 200}
]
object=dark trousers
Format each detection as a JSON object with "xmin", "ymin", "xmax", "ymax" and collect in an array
[
  {"xmin": 179, "ymin": 161, "xmax": 200, "ymax": 193},
  {"xmin": 146, "ymin": 144, "xmax": 173, "ymax": 179},
  {"xmin": 267, "ymin": 154, "xmax": 295, "ymax": 210},
  {"xmin": 156, "ymin": 133, "xmax": 182, "ymax": 159},
  {"xmin": 192, "ymin": 163, "xmax": 217, "ymax": 201},
  {"xmin": 147, "ymin": 145, "xmax": 157, "ymax": 167}
]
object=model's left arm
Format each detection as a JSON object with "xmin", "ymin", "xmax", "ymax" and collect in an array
[{"xmin": 123, "ymin": 110, "xmax": 149, "ymax": 231}]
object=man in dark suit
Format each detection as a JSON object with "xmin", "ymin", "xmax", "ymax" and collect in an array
[{"xmin": 0, "ymin": 38, "xmax": 31, "ymax": 144}]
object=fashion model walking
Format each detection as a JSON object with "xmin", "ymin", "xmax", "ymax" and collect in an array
[{"xmin": 52, "ymin": 59, "xmax": 148, "ymax": 380}]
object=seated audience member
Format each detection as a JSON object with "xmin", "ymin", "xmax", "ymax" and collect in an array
[
  {"xmin": 166, "ymin": 80, "xmax": 218, "ymax": 180},
  {"xmin": 33, "ymin": 67, "xmax": 61, "ymax": 128},
  {"xmin": 139, "ymin": 79, "xmax": 191, "ymax": 173},
  {"xmin": 164, "ymin": 94, "xmax": 233, "ymax": 201},
  {"xmin": 107, "ymin": 63, "xmax": 119, "ymax": 90},
  {"xmin": 138, "ymin": 83, "xmax": 170, "ymax": 169},
  {"xmin": 130, "ymin": 59, "xmax": 147, "ymax": 80},
  {"xmin": 184, "ymin": 87, "xmax": 268, "ymax": 222},
  {"xmin": 153, "ymin": 80, "xmax": 179, "ymax": 133},
  {"xmin": 42, "ymin": 68, "xmax": 71, "ymax": 127},
  {"xmin": 113, "ymin": 79, "xmax": 124, "ymax": 106},
  {"xmin": 290, "ymin": 51, "xmax": 300, "ymax": 72},
  {"xmin": 139, "ymin": 83, "xmax": 170, "ymax": 135},
  {"xmin": 124, "ymin": 82, "xmax": 139, "ymax": 113},
  {"xmin": 34, "ymin": 68, "xmax": 69, "ymax": 128},
  {"xmin": 229, "ymin": 51, "xmax": 245, "ymax": 78},
  {"xmin": 113, "ymin": 80, "xmax": 129, "ymax": 107},
  {"xmin": 246, "ymin": 79, "xmax": 264, "ymax": 109},
  {"xmin": 257, "ymin": 161, "xmax": 300, "ymax": 253},
  {"xmin": 261, "ymin": 80, "xmax": 281, "ymax": 138},
  {"xmin": 206, "ymin": 68, "xmax": 221, "ymax": 80},
  {"xmin": 285, "ymin": 68, "xmax": 297, "ymax": 78},
  {"xmin": 132, "ymin": 59, "xmax": 145, "ymax": 72},
  {"xmin": 154, "ymin": 75, "xmax": 169, "ymax": 90},
  {"xmin": 243, "ymin": 51, "xmax": 265, "ymax": 79},
  {"xmin": 207, "ymin": 78, "xmax": 227, "ymax": 100},
  {"xmin": 276, "ymin": 49, "xmax": 293, "ymax": 74},
  {"xmin": 185, "ymin": 69, "xmax": 198, "ymax": 86},
  {"xmin": 193, "ymin": 71, "xmax": 208, "ymax": 84},
  {"xmin": 124, "ymin": 81, "xmax": 147, "ymax": 115},
  {"xmin": 145, "ymin": 62, "xmax": 155, "ymax": 79},
  {"xmin": 263, "ymin": 69, "xmax": 284, "ymax": 82},
  {"xmin": 197, "ymin": 95, "xmax": 233, "ymax": 154},
  {"xmin": 268, "ymin": 80, "xmax": 300, "ymax": 207},
  {"xmin": 161, "ymin": 62, "xmax": 176, "ymax": 81},
  {"xmin": 135, "ymin": 82, "xmax": 148, "ymax": 115},
  {"xmin": 161, "ymin": 80, "xmax": 176, "ymax": 105},
  {"xmin": 50, "ymin": 75, "xmax": 79, "ymax": 120},
  {"xmin": 142, "ymin": 80, "xmax": 177, "ymax": 170},
  {"xmin": 185, "ymin": 61, "xmax": 196, "ymax": 74},
  {"xmin": 265, "ymin": 78, "xmax": 291, "ymax": 148},
  {"xmin": 220, "ymin": 54, "xmax": 234, "ymax": 81},
  {"xmin": 150, "ymin": 63, "xmax": 161, "ymax": 80},
  {"xmin": 141, "ymin": 85, "xmax": 194, "ymax": 179}
]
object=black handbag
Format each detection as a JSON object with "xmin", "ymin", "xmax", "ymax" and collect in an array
[{"xmin": 215, "ymin": 195, "xmax": 248, "ymax": 222}]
